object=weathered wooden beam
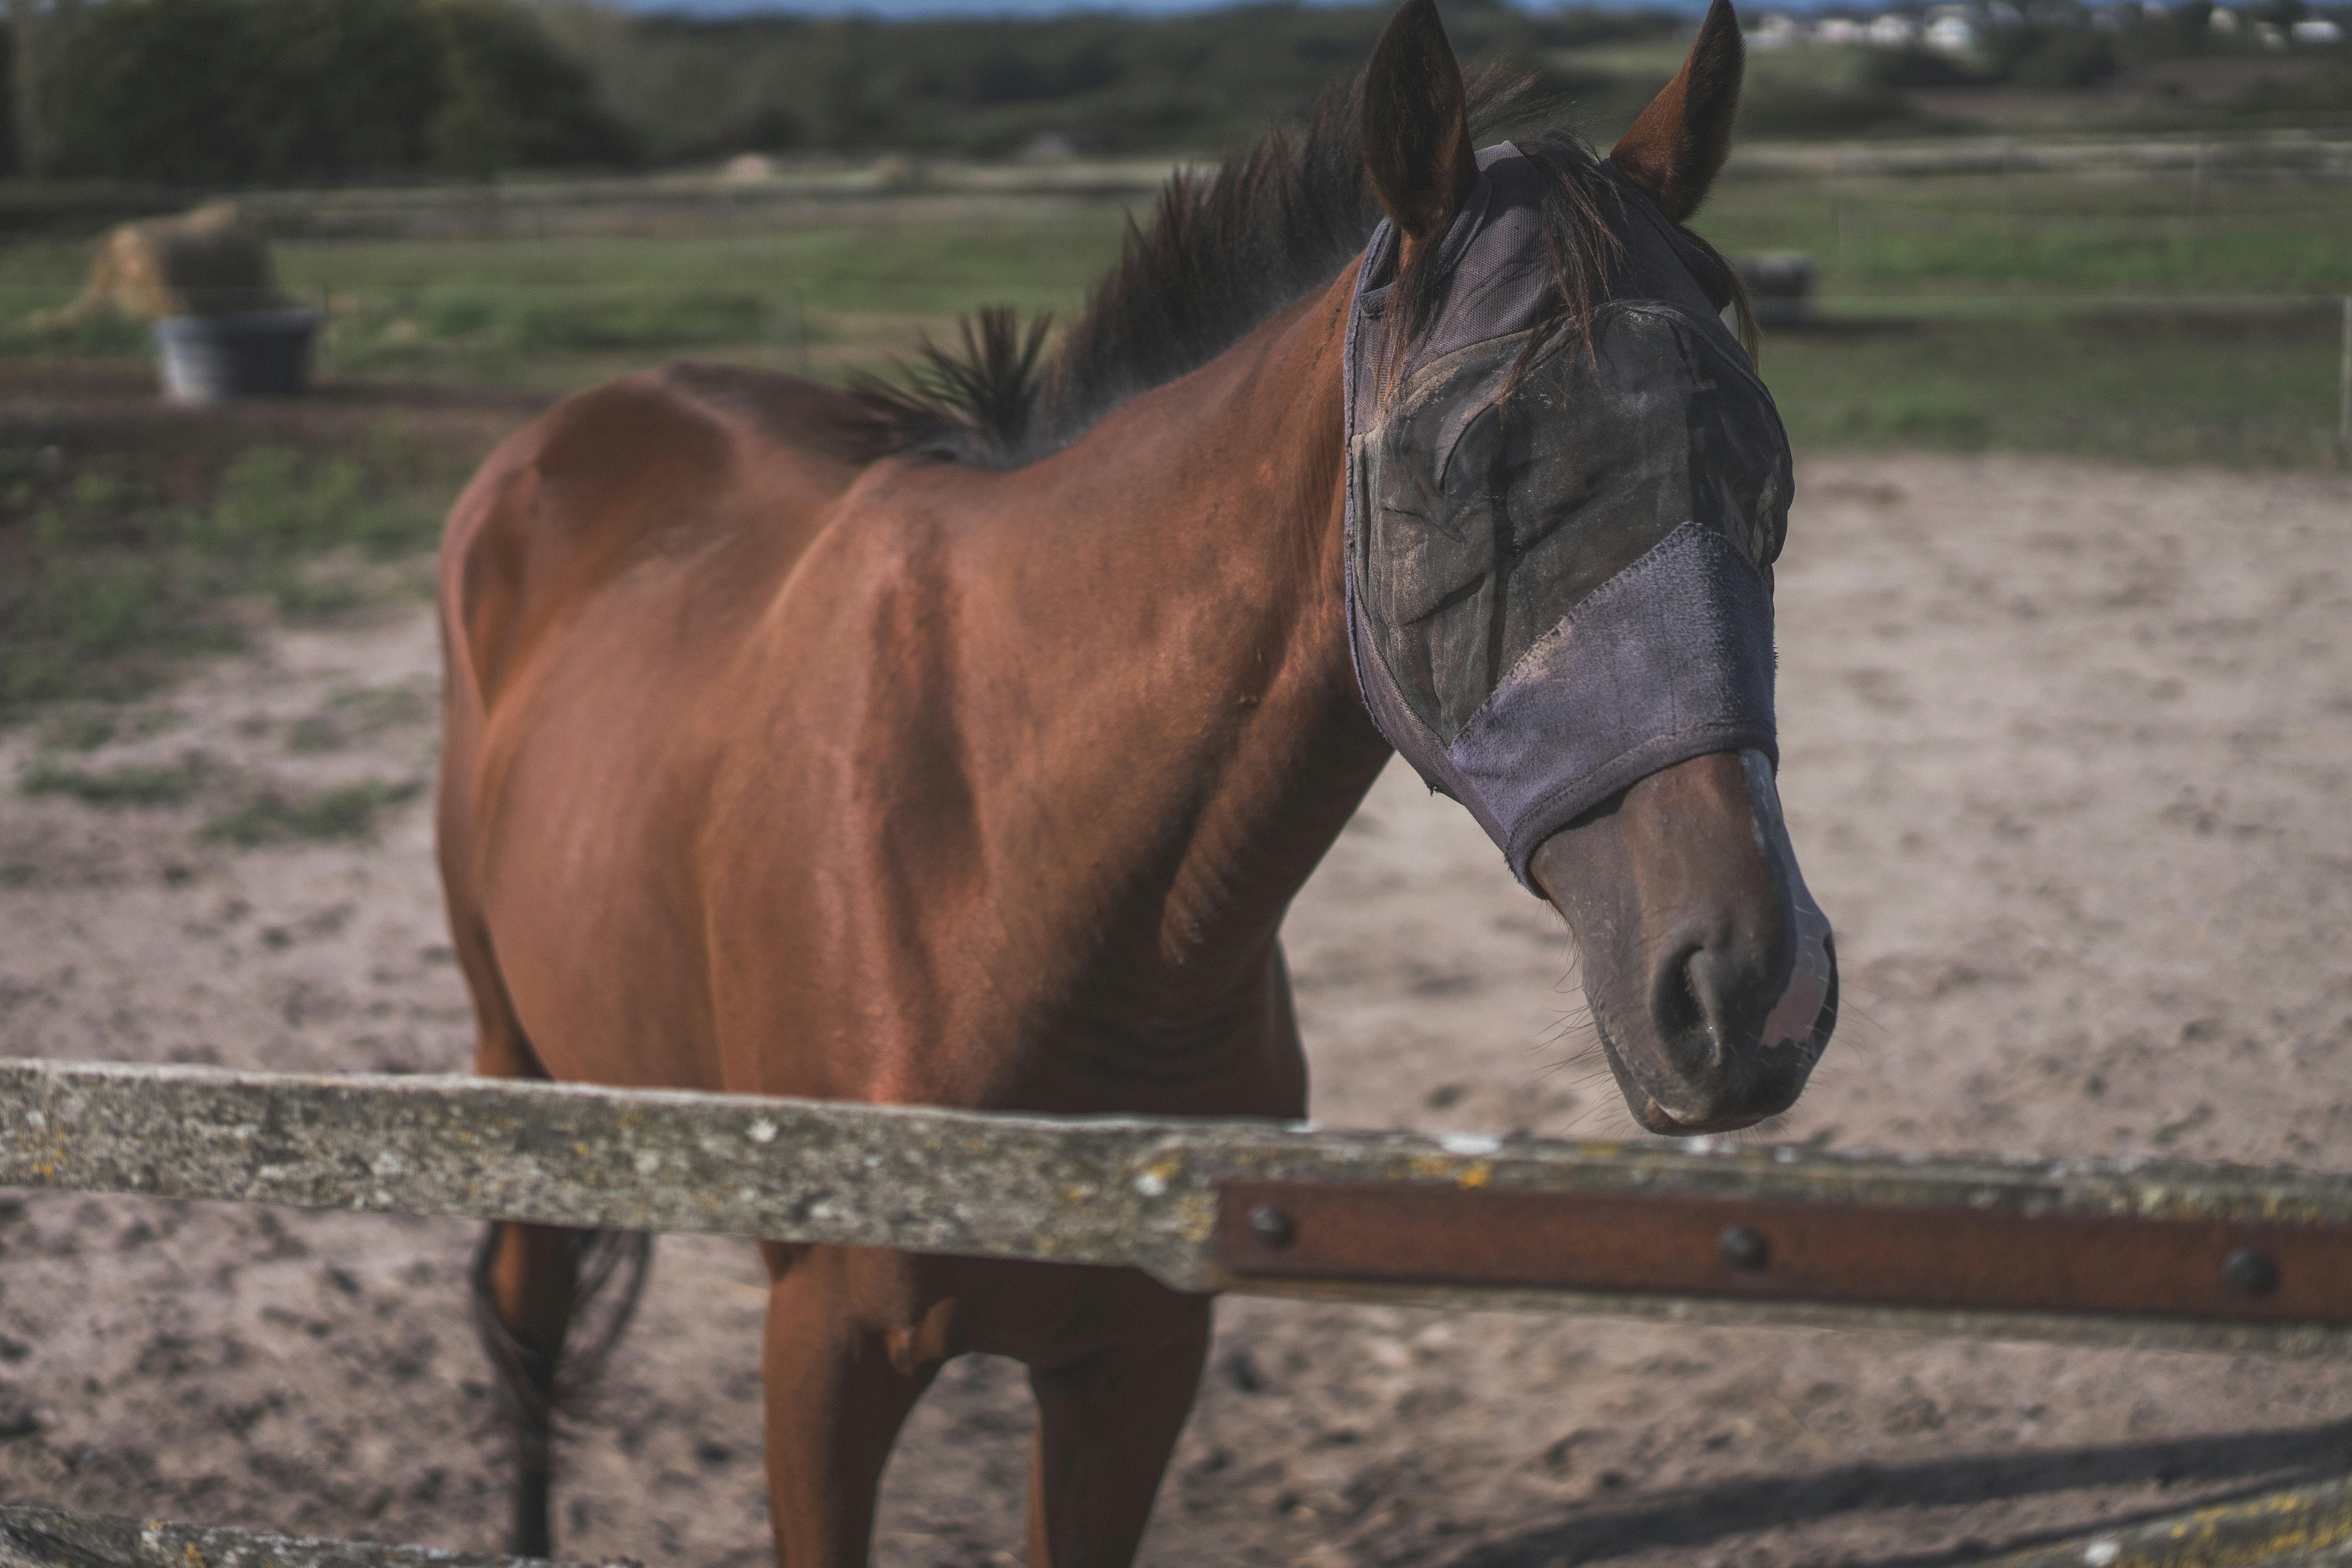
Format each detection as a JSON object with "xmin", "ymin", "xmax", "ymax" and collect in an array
[
  {"xmin": 0, "ymin": 1503, "xmax": 599, "ymax": 1568},
  {"xmin": 9, "ymin": 1480, "xmax": 2351, "ymax": 1568},
  {"xmin": 7, "ymin": 1058, "xmax": 2352, "ymax": 1352},
  {"xmin": 0, "ymin": 1056, "xmax": 1218, "ymax": 1284}
]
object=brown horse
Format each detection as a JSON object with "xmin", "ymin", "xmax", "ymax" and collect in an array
[{"xmin": 434, "ymin": 0, "xmax": 1837, "ymax": 1561}]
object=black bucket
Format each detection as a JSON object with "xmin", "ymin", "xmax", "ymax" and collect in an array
[
  {"xmin": 152, "ymin": 310, "xmax": 319, "ymax": 403},
  {"xmin": 1730, "ymin": 253, "xmax": 1815, "ymax": 330}
]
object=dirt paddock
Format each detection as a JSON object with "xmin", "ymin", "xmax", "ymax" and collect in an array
[{"xmin": 1, "ymin": 446, "xmax": 2349, "ymax": 1567}]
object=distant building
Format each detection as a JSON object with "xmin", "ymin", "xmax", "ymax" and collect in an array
[
  {"xmin": 1817, "ymin": 16, "xmax": 1865, "ymax": 42},
  {"xmin": 2208, "ymin": 6, "xmax": 2241, "ymax": 31},
  {"xmin": 1867, "ymin": 13, "xmax": 1920, "ymax": 44},
  {"xmin": 1749, "ymin": 13, "xmax": 1804, "ymax": 47},
  {"xmin": 2291, "ymin": 17, "xmax": 2345, "ymax": 42},
  {"xmin": 1925, "ymin": 16, "xmax": 1978, "ymax": 49}
]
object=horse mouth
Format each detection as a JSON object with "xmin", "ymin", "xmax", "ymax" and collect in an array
[
  {"xmin": 1632, "ymin": 1098, "xmax": 1771, "ymax": 1136},
  {"xmin": 1595, "ymin": 961, "xmax": 1840, "ymax": 1139}
]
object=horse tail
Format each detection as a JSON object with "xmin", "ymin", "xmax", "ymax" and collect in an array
[{"xmin": 468, "ymin": 1226, "xmax": 656, "ymax": 1469}]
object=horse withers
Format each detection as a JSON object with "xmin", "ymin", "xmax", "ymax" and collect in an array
[{"xmin": 434, "ymin": 0, "xmax": 1837, "ymax": 1561}]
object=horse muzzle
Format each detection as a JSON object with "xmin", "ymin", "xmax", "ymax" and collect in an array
[{"xmin": 1532, "ymin": 749, "xmax": 1837, "ymax": 1136}]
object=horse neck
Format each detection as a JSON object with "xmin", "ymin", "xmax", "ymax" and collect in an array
[{"xmin": 993, "ymin": 271, "xmax": 1389, "ymax": 1033}]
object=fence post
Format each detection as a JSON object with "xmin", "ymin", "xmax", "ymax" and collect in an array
[
  {"xmin": 2338, "ymin": 295, "xmax": 2350, "ymax": 450},
  {"xmin": 7, "ymin": 0, "xmax": 47, "ymax": 178}
]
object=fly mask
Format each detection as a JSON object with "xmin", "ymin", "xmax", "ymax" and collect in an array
[{"xmin": 1343, "ymin": 141, "xmax": 1831, "ymax": 1038}]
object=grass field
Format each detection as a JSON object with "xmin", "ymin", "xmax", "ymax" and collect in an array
[
  {"xmin": 1699, "ymin": 168, "xmax": 2352, "ymax": 294},
  {"xmin": 5, "ymin": 146, "xmax": 2342, "ymax": 469},
  {"xmin": 0, "ymin": 203, "xmax": 1135, "ymax": 387},
  {"xmin": 2, "ymin": 139, "xmax": 2345, "ymax": 722},
  {"xmin": 1695, "ymin": 161, "xmax": 2352, "ymax": 469},
  {"xmin": 1760, "ymin": 312, "xmax": 2345, "ymax": 468},
  {"xmin": 0, "ymin": 362, "xmax": 509, "ymax": 716}
]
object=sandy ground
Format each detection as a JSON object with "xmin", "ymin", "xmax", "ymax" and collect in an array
[{"xmin": 2, "ymin": 450, "xmax": 2351, "ymax": 1566}]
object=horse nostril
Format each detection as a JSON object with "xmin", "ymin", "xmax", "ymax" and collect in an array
[
  {"xmin": 1647, "ymin": 942, "xmax": 1713, "ymax": 1058},
  {"xmin": 1632, "ymin": 916, "xmax": 1816, "ymax": 1131},
  {"xmin": 1651, "ymin": 936, "xmax": 1784, "ymax": 1069}
]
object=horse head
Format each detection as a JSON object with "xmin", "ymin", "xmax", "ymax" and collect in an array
[{"xmin": 1348, "ymin": 0, "xmax": 1837, "ymax": 1134}]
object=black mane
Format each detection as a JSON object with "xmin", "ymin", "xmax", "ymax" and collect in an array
[{"xmin": 849, "ymin": 69, "xmax": 1744, "ymax": 469}]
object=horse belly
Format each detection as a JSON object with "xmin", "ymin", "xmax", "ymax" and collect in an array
[
  {"xmin": 471, "ymin": 569, "xmax": 761, "ymax": 1096},
  {"xmin": 448, "ymin": 377, "xmax": 869, "ymax": 1096}
]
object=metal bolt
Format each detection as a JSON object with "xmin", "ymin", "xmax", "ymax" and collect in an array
[
  {"xmin": 2223, "ymin": 1247, "xmax": 2278, "ymax": 1298},
  {"xmin": 1719, "ymin": 1225, "xmax": 1770, "ymax": 1271},
  {"xmin": 1249, "ymin": 1205, "xmax": 1296, "ymax": 1249}
]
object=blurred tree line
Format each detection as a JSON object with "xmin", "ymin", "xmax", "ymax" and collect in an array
[
  {"xmin": 3, "ymin": 0, "xmax": 2343, "ymax": 185},
  {"xmin": 6, "ymin": 0, "xmax": 632, "ymax": 181},
  {"xmin": 0, "ymin": 0, "xmax": 1679, "ymax": 181},
  {"xmin": 1739, "ymin": 0, "xmax": 2352, "ymax": 140},
  {"xmin": 534, "ymin": 0, "xmax": 1675, "ymax": 162}
]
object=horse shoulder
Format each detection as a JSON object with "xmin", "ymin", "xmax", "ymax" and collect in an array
[{"xmin": 439, "ymin": 362, "xmax": 878, "ymax": 711}]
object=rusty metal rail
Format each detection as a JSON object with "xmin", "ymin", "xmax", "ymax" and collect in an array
[{"xmin": 8, "ymin": 1056, "xmax": 2352, "ymax": 1353}]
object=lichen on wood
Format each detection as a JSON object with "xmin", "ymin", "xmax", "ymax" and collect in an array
[{"xmin": 0, "ymin": 1503, "xmax": 613, "ymax": 1568}]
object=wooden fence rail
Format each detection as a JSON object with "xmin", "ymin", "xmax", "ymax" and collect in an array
[
  {"xmin": 7, "ymin": 1057, "xmax": 2352, "ymax": 1354},
  {"xmin": 9, "ymin": 1056, "xmax": 2352, "ymax": 1566},
  {"xmin": 0, "ymin": 1504, "xmax": 604, "ymax": 1568},
  {"xmin": 1984, "ymin": 1476, "xmax": 2352, "ymax": 1568},
  {"xmin": 6, "ymin": 1482, "xmax": 2348, "ymax": 1568}
]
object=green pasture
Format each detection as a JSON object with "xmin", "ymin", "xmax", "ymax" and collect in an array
[
  {"xmin": 1694, "ymin": 170, "xmax": 2352, "ymax": 294},
  {"xmin": 1692, "ymin": 162, "xmax": 2352, "ymax": 469},
  {"xmin": 4, "ymin": 158, "xmax": 2343, "ymax": 449},
  {"xmin": 2, "ymin": 149, "xmax": 2345, "ymax": 737},
  {"xmin": 1759, "ymin": 312, "xmax": 2347, "ymax": 470},
  {"xmin": 274, "ymin": 214, "xmax": 1127, "ymax": 385},
  {"xmin": 0, "ymin": 429, "xmax": 456, "ymax": 715},
  {"xmin": 0, "ymin": 206, "xmax": 1134, "ymax": 387}
]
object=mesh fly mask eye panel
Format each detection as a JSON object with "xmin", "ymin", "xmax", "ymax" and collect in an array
[{"xmin": 1343, "ymin": 143, "xmax": 1795, "ymax": 889}]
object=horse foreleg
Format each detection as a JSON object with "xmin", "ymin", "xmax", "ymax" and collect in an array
[
  {"xmin": 1024, "ymin": 1296, "xmax": 1213, "ymax": 1568},
  {"xmin": 761, "ymin": 1250, "xmax": 938, "ymax": 1568}
]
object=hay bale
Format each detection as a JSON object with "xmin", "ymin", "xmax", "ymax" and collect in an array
[{"xmin": 34, "ymin": 201, "xmax": 285, "ymax": 328}]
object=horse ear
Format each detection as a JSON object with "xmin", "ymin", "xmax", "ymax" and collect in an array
[
  {"xmin": 1610, "ymin": 0, "xmax": 1744, "ymax": 222},
  {"xmin": 1359, "ymin": 0, "xmax": 1480, "ymax": 242}
]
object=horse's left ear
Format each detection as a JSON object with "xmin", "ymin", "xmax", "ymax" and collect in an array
[
  {"xmin": 1610, "ymin": 0, "xmax": 1743, "ymax": 221},
  {"xmin": 1360, "ymin": 0, "xmax": 1480, "ymax": 242}
]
